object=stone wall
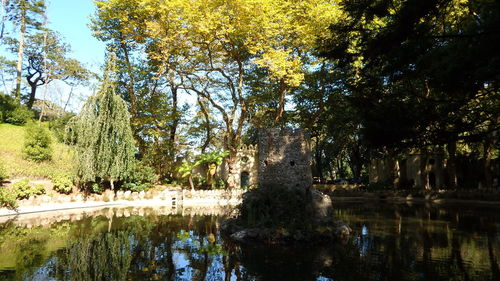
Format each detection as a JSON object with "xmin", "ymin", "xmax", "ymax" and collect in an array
[
  {"xmin": 258, "ymin": 128, "xmax": 312, "ymax": 190},
  {"xmin": 219, "ymin": 144, "xmax": 259, "ymax": 188}
]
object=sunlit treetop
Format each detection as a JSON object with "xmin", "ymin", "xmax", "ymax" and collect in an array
[{"xmin": 93, "ymin": 0, "xmax": 342, "ymax": 88}]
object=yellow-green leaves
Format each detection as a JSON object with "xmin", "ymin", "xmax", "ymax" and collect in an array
[{"xmin": 95, "ymin": 0, "xmax": 342, "ymax": 88}]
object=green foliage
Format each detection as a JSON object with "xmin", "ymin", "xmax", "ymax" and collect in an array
[
  {"xmin": 52, "ymin": 174, "xmax": 74, "ymax": 194},
  {"xmin": 90, "ymin": 183, "xmax": 104, "ymax": 194},
  {"xmin": 22, "ymin": 122, "xmax": 53, "ymax": 162},
  {"xmin": 49, "ymin": 112, "xmax": 76, "ymax": 142},
  {"xmin": 198, "ymin": 150, "xmax": 229, "ymax": 166},
  {"xmin": 0, "ymin": 187, "xmax": 18, "ymax": 209},
  {"xmin": 212, "ymin": 178, "xmax": 225, "ymax": 190},
  {"xmin": 12, "ymin": 178, "xmax": 45, "ymax": 199},
  {"xmin": 67, "ymin": 55, "xmax": 136, "ymax": 185},
  {"xmin": 0, "ymin": 123, "xmax": 75, "ymax": 179},
  {"xmin": 239, "ymin": 185, "xmax": 313, "ymax": 231},
  {"xmin": 122, "ymin": 161, "xmax": 158, "ymax": 192},
  {"xmin": 0, "ymin": 92, "xmax": 34, "ymax": 125}
]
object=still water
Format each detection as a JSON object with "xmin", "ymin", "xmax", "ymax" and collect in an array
[{"xmin": 0, "ymin": 202, "xmax": 499, "ymax": 281}]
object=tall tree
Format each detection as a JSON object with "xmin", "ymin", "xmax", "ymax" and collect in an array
[
  {"xmin": 67, "ymin": 54, "xmax": 135, "ymax": 189},
  {"xmin": 23, "ymin": 30, "xmax": 88, "ymax": 109},
  {"xmin": 4, "ymin": 0, "xmax": 45, "ymax": 103},
  {"xmin": 321, "ymin": 0, "xmax": 500, "ymax": 188},
  {"xmin": 94, "ymin": 0, "xmax": 341, "ymax": 188}
]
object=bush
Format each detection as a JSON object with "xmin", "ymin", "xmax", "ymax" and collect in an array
[
  {"xmin": 1, "ymin": 93, "xmax": 34, "ymax": 125},
  {"xmin": 6, "ymin": 106, "xmax": 34, "ymax": 125},
  {"xmin": 91, "ymin": 182, "xmax": 104, "ymax": 194},
  {"xmin": 0, "ymin": 187, "xmax": 18, "ymax": 209},
  {"xmin": 52, "ymin": 174, "xmax": 73, "ymax": 194},
  {"xmin": 12, "ymin": 178, "xmax": 45, "ymax": 199},
  {"xmin": 122, "ymin": 161, "xmax": 158, "ymax": 192},
  {"xmin": 239, "ymin": 185, "xmax": 314, "ymax": 231},
  {"xmin": 23, "ymin": 122, "xmax": 53, "ymax": 162}
]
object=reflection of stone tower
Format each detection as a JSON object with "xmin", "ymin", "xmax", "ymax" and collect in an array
[{"xmin": 258, "ymin": 128, "xmax": 312, "ymax": 190}]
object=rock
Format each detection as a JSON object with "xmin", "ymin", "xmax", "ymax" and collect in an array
[
  {"xmin": 124, "ymin": 191, "xmax": 131, "ymax": 199},
  {"xmin": 334, "ymin": 222, "xmax": 352, "ymax": 237},
  {"xmin": 131, "ymin": 192, "xmax": 139, "ymax": 200},
  {"xmin": 221, "ymin": 218, "xmax": 243, "ymax": 234},
  {"xmin": 74, "ymin": 194, "xmax": 84, "ymax": 202},
  {"xmin": 311, "ymin": 189, "xmax": 333, "ymax": 222},
  {"xmin": 139, "ymin": 191, "xmax": 145, "ymax": 200},
  {"xmin": 230, "ymin": 228, "xmax": 265, "ymax": 243},
  {"xmin": 116, "ymin": 191, "xmax": 124, "ymax": 199}
]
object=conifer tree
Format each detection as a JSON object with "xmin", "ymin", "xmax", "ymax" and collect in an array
[{"xmin": 67, "ymin": 54, "xmax": 135, "ymax": 189}]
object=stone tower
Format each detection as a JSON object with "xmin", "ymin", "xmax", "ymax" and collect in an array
[{"xmin": 258, "ymin": 128, "xmax": 312, "ymax": 190}]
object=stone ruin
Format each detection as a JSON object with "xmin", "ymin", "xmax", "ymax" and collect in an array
[
  {"xmin": 219, "ymin": 144, "xmax": 259, "ymax": 188},
  {"xmin": 258, "ymin": 128, "xmax": 312, "ymax": 190},
  {"xmin": 221, "ymin": 128, "xmax": 351, "ymax": 243},
  {"xmin": 219, "ymin": 128, "xmax": 312, "ymax": 190}
]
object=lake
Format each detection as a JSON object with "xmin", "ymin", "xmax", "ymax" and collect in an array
[{"xmin": 0, "ymin": 202, "xmax": 499, "ymax": 281}]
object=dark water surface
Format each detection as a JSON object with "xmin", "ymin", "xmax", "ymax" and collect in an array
[{"xmin": 0, "ymin": 202, "xmax": 499, "ymax": 281}]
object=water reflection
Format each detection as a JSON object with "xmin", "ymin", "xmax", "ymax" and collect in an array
[{"xmin": 0, "ymin": 203, "xmax": 499, "ymax": 281}]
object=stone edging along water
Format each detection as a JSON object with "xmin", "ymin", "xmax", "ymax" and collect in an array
[{"xmin": 0, "ymin": 188, "xmax": 246, "ymax": 218}]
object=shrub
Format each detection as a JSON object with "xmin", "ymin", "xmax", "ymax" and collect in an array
[
  {"xmin": 239, "ymin": 185, "xmax": 314, "ymax": 231},
  {"xmin": 23, "ymin": 122, "xmax": 53, "ymax": 162},
  {"xmin": 52, "ymin": 174, "xmax": 73, "ymax": 194},
  {"xmin": 91, "ymin": 182, "xmax": 104, "ymax": 194},
  {"xmin": 12, "ymin": 178, "xmax": 45, "ymax": 199},
  {"xmin": 6, "ymin": 106, "xmax": 34, "ymax": 125},
  {"xmin": 0, "ymin": 93, "xmax": 17, "ymax": 123},
  {"xmin": 212, "ymin": 178, "xmax": 225, "ymax": 190},
  {"xmin": 123, "ymin": 161, "xmax": 158, "ymax": 192},
  {"xmin": 0, "ymin": 187, "xmax": 18, "ymax": 209}
]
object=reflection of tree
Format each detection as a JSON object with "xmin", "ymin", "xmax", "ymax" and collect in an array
[
  {"xmin": 53, "ymin": 231, "xmax": 132, "ymax": 281},
  {"xmin": 488, "ymin": 231, "xmax": 500, "ymax": 280}
]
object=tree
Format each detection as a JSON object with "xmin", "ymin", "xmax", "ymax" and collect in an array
[
  {"xmin": 23, "ymin": 30, "xmax": 88, "ymax": 109},
  {"xmin": 94, "ymin": 0, "xmax": 342, "ymax": 188},
  {"xmin": 321, "ymin": 0, "xmax": 500, "ymax": 188},
  {"xmin": 4, "ymin": 0, "xmax": 46, "ymax": 103},
  {"xmin": 67, "ymin": 54, "xmax": 135, "ymax": 189}
]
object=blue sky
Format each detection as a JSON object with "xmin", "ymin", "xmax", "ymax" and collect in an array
[
  {"xmin": 0, "ymin": 1, "xmax": 106, "ymax": 111},
  {"xmin": 47, "ymin": 0, "xmax": 105, "ymax": 72}
]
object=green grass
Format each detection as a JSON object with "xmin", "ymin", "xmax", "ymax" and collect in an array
[{"xmin": 0, "ymin": 123, "xmax": 75, "ymax": 180}]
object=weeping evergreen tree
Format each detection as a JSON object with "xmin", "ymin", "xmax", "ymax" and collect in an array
[{"xmin": 67, "ymin": 54, "xmax": 135, "ymax": 189}]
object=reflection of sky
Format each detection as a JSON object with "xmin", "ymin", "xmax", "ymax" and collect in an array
[{"xmin": 354, "ymin": 224, "xmax": 372, "ymax": 257}]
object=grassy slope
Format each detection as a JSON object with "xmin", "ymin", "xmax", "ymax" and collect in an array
[{"xmin": 0, "ymin": 123, "xmax": 75, "ymax": 180}]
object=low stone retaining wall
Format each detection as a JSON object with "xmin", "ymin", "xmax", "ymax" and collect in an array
[{"xmin": 1, "ymin": 188, "xmax": 246, "ymax": 217}]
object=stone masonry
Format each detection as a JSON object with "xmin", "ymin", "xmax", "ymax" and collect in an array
[{"xmin": 258, "ymin": 128, "xmax": 312, "ymax": 190}]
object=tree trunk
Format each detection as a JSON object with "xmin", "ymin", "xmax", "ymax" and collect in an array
[
  {"xmin": 273, "ymin": 79, "xmax": 287, "ymax": 127},
  {"xmin": 26, "ymin": 78, "xmax": 38, "ymax": 109},
  {"xmin": 119, "ymin": 36, "xmax": 137, "ymax": 122},
  {"xmin": 197, "ymin": 96, "xmax": 211, "ymax": 153},
  {"xmin": 389, "ymin": 155, "xmax": 400, "ymax": 189},
  {"xmin": 225, "ymin": 154, "xmax": 239, "ymax": 189},
  {"xmin": 484, "ymin": 139, "xmax": 493, "ymax": 189},
  {"xmin": 314, "ymin": 137, "xmax": 323, "ymax": 179},
  {"xmin": 188, "ymin": 175, "xmax": 195, "ymax": 191},
  {"xmin": 420, "ymin": 149, "xmax": 430, "ymax": 190},
  {"xmin": 15, "ymin": 9, "xmax": 26, "ymax": 103},
  {"xmin": 447, "ymin": 141, "xmax": 458, "ymax": 189}
]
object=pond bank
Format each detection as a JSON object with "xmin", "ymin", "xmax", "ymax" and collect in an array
[
  {"xmin": 0, "ymin": 188, "xmax": 244, "ymax": 219},
  {"xmin": 330, "ymin": 192, "xmax": 500, "ymax": 207}
]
